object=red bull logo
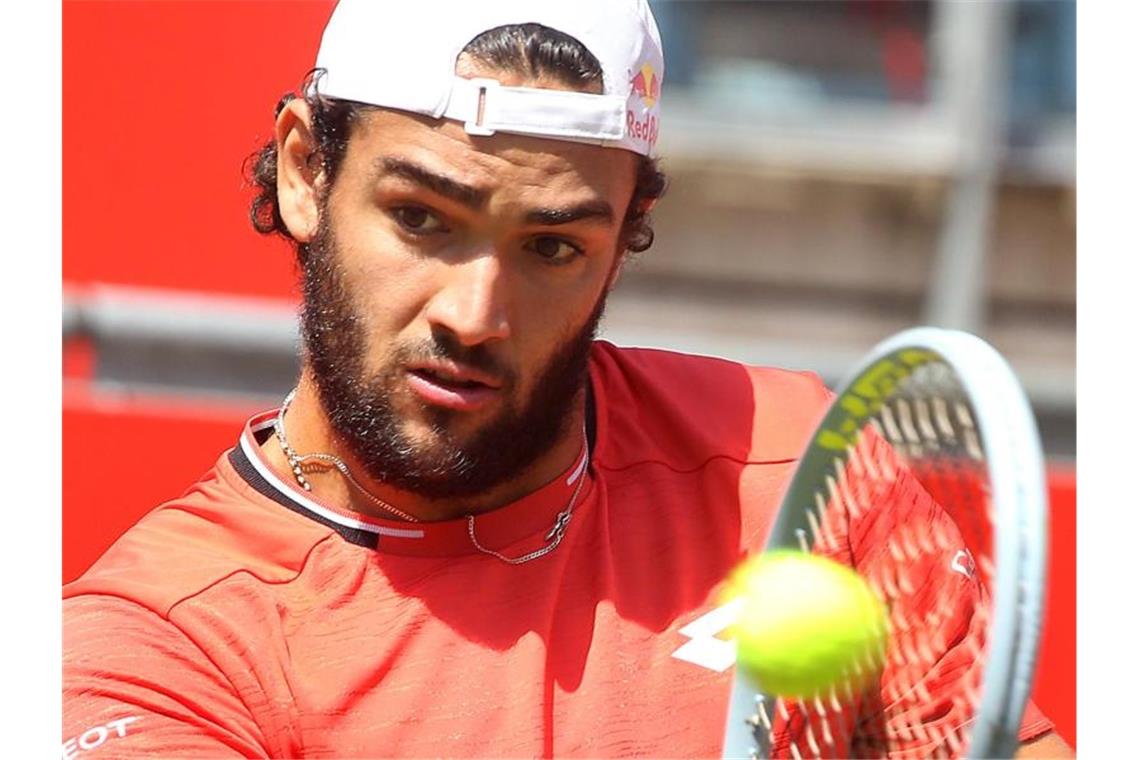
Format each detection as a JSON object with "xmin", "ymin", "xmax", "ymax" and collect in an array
[
  {"xmin": 630, "ymin": 63, "xmax": 660, "ymax": 108},
  {"xmin": 627, "ymin": 62, "xmax": 661, "ymax": 148}
]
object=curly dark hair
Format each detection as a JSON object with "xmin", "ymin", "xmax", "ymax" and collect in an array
[{"xmin": 248, "ymin": 24, "xmax": 667, "ymax": 261}]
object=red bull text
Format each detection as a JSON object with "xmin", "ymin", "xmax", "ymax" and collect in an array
[{"xmin": 628, "ymin": 63, "xmax": 661, "ymax": 147}]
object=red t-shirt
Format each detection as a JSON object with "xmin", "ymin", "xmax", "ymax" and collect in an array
[{"xmin": 62, "ymin": 342, "xmax": 1052, "ymax": 757}]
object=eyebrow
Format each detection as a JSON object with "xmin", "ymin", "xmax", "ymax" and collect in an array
[
  {"xmin": 526, "ymin": 200, "xmax": 614, "ymax": 227},
  {"xmin": 375, "ymin": 157, "xmax": 489, "ymax": 209},
  {"xmin": 375, "ymin": 157, "xmax": 614, "ymax": 227}
]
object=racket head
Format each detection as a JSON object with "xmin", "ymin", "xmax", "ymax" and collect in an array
[{"xmin": 722, "ymin": 327, "xmax": 1048, "ymax": 759}]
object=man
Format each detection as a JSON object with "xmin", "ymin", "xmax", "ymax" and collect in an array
[{"xmin": 63, "ymin": 1, "xmax": 1070, "ymax": 757}]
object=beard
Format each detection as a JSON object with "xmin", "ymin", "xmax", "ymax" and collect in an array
[{"xmin": 298, "ymin": 218, "xmax": 605, "ymax": 500}]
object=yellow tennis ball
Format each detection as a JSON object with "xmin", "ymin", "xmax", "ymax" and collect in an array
[{"xmin": 726, "ymin": 550, "xmax": 889, "ymax": 699}]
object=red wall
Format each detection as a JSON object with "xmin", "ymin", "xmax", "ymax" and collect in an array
[
  {"xmin": 1033, "ymin": 468, "xmax": 1076, "ymax": 746},
  {"xmin": 64, "ymin": 0, "xmax": 334, "ymax": 299}
]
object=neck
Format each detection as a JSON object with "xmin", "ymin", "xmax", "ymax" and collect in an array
[{"xmin": 260, "ymin": 371, "xmax": 588, "ymax": 522}]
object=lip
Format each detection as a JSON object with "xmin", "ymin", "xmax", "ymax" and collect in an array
[{"xmin": 404, "ymin": 362, "xmax": 503, "ymax": 411}]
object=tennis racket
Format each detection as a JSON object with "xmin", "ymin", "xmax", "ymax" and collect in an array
[{"xmin": 721, "ymin": 327, "xmax": 1048, "ymax": 759}]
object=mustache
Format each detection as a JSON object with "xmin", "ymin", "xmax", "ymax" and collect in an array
[{"xmin": 394, "ymin": 331, "xmax": 515, "ymax": 386}]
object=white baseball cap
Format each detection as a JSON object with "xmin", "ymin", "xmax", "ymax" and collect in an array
[{"xmin": 313, "ymin": 0, "xmax": 664, "ymax": 156}]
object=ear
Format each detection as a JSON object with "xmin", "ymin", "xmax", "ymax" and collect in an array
[
  {"xmin": 276, "ymin": 98, "xmax": 322, "ymax": 243},
  {"xmin": 605, "ymin": 254, "xmax": 626, "ymax": 292}
]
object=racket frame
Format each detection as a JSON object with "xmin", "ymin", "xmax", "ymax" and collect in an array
[{"xmin": 720, "ymin": 327, "xmax": 1048, "ymax": 759}]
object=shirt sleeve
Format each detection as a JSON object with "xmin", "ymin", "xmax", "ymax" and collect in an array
[
  {"xmin": 1017, "ymin": 699, "xmax": 1054, "ymax": 744},
  {"xmin": 63, "ymin": 594, "xmax": 270, "ymax": 759},
  {"xmin": 769, "ymin": 432, "xmax": 1053, "ymax": 757},
  {"xmin": 843, "ymin": 437, "xmax": 1054, "ymax": 754}
]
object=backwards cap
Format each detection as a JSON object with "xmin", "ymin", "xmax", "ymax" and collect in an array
[{"xmin": 313, "ymin": 0, "xmax": 664, "ymax": 156}]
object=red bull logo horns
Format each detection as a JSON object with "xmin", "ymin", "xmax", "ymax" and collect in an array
[
  {"xmin": 627, "ymin": 62, "xmax": 660, "ymax": 149},
  {"xmin": 630, "ymin": 63, "xmax": 660, "ymax": 108}
]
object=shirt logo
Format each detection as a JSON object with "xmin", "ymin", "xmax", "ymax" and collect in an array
[
  {"xmin": 671, "ymin": 599, "xmax": 741, "ymax": 672},
  {"xmin": 62, "ymin": 716, "xmax": 140, "ymax": 759},
  {"xmin": 951, "ymin": 548, "xmax": 976, "ymax": 579}
]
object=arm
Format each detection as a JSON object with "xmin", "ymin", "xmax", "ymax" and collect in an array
[{"xmin": 64, "ymin": 594, "xmax": 270, "ymax": 758}]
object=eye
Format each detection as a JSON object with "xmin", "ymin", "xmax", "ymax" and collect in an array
[
  {"xmin": 528, "ymin": 236, "xmax": 584, "ymax": 266},
  {"xmin": 392, "ymin": 206, "xmax": 448, "ymax": 234}
]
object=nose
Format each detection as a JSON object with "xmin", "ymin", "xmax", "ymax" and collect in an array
[{"xmin": 423, "ymin": 253, "xmax": 511, "ymax": 346}]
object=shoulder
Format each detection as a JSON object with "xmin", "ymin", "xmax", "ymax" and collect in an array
[
  {"xmin": 589, "ymin": 341, "xmax": 832, "ymax": 470},
  {"xmin": 64, "ymin": 452, "xmax": 335, "ymax": 619}
]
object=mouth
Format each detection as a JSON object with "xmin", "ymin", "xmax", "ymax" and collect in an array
[{"xmin": 404, "ymin": 363, "xmax": 503, "ymax": 411}]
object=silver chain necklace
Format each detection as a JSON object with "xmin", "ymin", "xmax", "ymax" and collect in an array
[
  {"xmin": 274, "ymin": 389, "xmax": 421, "ymax": 523},
  {"xmin": 272, "ymin": 389, "xmax": 590, "ymax": 564},
  {"xmin": 465, "ymin": 442, "xmax": 587, "ymax": 564}
]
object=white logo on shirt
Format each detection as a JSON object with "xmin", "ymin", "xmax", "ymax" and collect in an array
[
  {"xmin": 671, "ymin": 599, "xmax": 742, "ymax": 672},
  {"xmin": 951, "ymin": 549, "xmax": 976, "ymax": 579},
  {"xmin": 62, "ymin": 716, "xmax": 140, "ymax": 759}
]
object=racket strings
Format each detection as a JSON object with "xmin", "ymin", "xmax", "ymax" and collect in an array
[{"xmin": 761, "ymin": 362, "xmax": 995, "ymax": 759}]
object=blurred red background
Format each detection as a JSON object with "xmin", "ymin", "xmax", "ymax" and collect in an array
[{"xmin": 62, "ymin": 0, "xmax": 1075, "ymax": 748}]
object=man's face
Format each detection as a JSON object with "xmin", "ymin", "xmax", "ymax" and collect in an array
[{"xmin": 298, "ymin": 84, "xmax": 638, "ymax": 499}]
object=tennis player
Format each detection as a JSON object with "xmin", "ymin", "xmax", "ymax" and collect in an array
[{"xmin": 63, "ymin": 1, "xmax": 1070, "ymax": 757}]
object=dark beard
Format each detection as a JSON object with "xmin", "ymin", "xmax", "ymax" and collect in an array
[{"xmin": 299, "ymin": 220, "xmax": 604, "ymax": 500}]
